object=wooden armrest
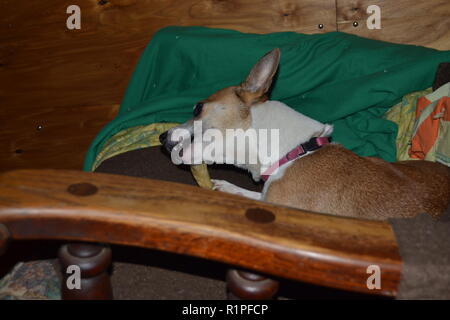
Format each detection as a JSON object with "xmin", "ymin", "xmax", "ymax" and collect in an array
[{"xmin": 0, "ymin": 169, "xmax": 401, "ymax": 296}]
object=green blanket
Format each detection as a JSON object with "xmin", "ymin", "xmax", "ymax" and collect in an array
[{"xmin": 84, "ymin": 26, "xmax": 450, "ymax": 171}]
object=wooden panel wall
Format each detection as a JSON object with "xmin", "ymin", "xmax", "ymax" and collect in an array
[
  {"xmin": 0, "ymin": 0, "xmax": 336, "ymax": 171},
  {"xmin": 1, "ymin": 0, "xmax": 449, "ymax": 171},
  {"xmin": 337, "ymin": 0, "xmax": 450, "ymax": 50}
]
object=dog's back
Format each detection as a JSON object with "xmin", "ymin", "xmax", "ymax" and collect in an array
[{"xmin": 265, "ymin": 144, "xmax": 450, "ymax": 220}]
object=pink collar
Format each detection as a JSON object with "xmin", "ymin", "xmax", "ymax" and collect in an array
[{"xmin": 260, "ymin": 137, "xmax": 330, "ymax": 181}]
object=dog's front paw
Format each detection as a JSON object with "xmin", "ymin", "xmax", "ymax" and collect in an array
[
  {"xmin": 211, "ymin": 179, "xmax": 262, "ymax": 200},
  {"xmin": 211, "ymin": 179, "xmax": 243, "ymax": 195}
]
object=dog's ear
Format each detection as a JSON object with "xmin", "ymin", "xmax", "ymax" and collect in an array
[{"xmin": 237, "ymin": 48, "xmax": 280, "ymax": 105}]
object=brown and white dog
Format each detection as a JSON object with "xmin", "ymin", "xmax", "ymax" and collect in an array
[{"xmin": 160, "ymin": 49, "xmax": 450, "ymax": 220}]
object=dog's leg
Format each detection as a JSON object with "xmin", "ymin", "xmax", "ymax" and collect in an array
[{"xmin": 211, "ymin": 179, "xmax": 262, "ymax": 200}]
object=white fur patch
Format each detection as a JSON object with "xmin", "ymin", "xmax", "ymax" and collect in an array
[
  {"xmin": 211, "ymin": 179, "xmax": 262, "ymax": 200},
  {"xmin": 250, "ymin": 100, "xmax": 333, "ymax": 180}
]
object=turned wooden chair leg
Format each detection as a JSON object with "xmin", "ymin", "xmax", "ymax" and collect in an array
[
  {"xmin": 0, "ymin": 224, "xmax": 10, "ymax": 257},
  {"xmin": 226, "ymin": 269, "xmax": 279, "ymax": 300},
  {"xmin": 58, "ymin": 242, "xmax": 113, "ymax": 300}
]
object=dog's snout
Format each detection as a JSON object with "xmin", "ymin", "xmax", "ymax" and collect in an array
[
  {"xmin": 159, "ymin": 131, "xmax": 168, "ymax": 145},
  {"xmin": 159, "ymin": 130, "xmax": 178, "ymax": 152},
  {"xmin": 160, "ymin": 123, "xmax": 194, "ymax": 154}
]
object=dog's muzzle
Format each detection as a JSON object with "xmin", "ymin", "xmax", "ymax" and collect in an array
[
  {"xmin": 159, "ymin": 130, "xmax": 168, "ymax": 145},
  {"xmin": 159, "ymin": 130, "xmax": 186, "ymax": 153},
  {"xmin": 159, "ymin": 131, "xmax": 174, "ymax": 152}
]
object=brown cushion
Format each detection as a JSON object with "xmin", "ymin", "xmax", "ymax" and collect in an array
[{"xmin": 95, "ymin": 146, "xmax": 263, "ymax": 192}]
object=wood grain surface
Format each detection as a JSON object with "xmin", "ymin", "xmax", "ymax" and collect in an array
[
  {"xmin": 0, "ymin": 104, "xmax": 119, "ymax": 170},
  {"xmin": 0, "ymin": 169, "xmax": 402, "ymax": 296},
  {"xmin": 0, "ymin": 0, "xmax": 335, "ymax": 171},
  {"xmin": 337, "ymin": 0, "xmax": 450, "ymax": 50}
]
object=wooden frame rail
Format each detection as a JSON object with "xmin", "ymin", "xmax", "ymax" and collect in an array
[{"xmin": 0, "ymin": 169, "xmax": 401, "ymax": 297}]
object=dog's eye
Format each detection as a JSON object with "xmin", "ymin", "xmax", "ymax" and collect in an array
[{"xmin": 193, "ymin": 102, "xmax": 204, "ymax": 117}]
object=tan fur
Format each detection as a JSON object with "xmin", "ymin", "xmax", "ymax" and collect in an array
[
  {"xmin": 235, "ymin": 87, "xmax": 268, "ymax": 107},
  {"xmin": 265, "ymin": 144, "xmax": 450, "ymax": 220},
  {"xmin": 199, "ymin": 86, "xmax": 252, "ymax": 130},
  {"xmin": 169, "ymin": 49, "xmax": 450, "ymax": 220}
]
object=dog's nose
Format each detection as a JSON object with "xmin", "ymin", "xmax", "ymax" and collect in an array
[{"xmin": 159, "ymin": 131, "xmax": 168, "ymax": 145}]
